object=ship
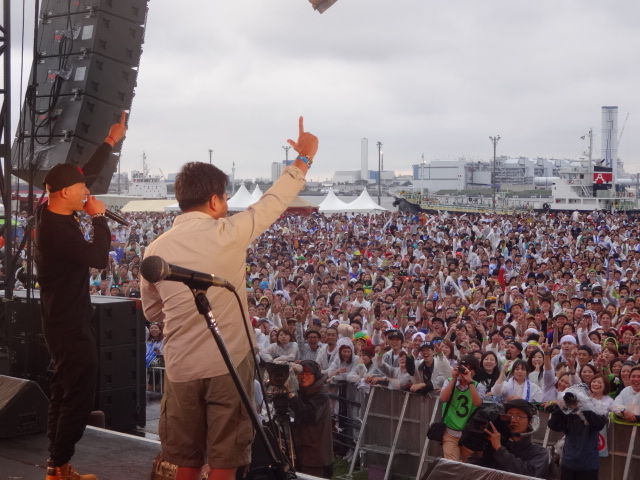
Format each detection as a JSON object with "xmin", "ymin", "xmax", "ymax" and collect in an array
[
  {"xmin": 533, "ymin": 157, "xmax": 636, "ymax": 213},
  {"xmin": 530, "ymin": 114, "xmax": 637, "ymax": 213},
  {"xmin": 392, "ymin": 107, "xmax": 638, "ymax": 215},
  {"xmin": 127, "ymin": 152, "xmax": 167, "ymax": 198}
]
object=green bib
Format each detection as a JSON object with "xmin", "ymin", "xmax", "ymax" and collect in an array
[{"xmin": 442, "ymin": 379, "xmax": 479, "ymax": 431}]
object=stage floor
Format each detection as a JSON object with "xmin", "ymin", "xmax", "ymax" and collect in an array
[{"xmin": 0, "ymin": 426, "xmax": 161, "ymax": 480}]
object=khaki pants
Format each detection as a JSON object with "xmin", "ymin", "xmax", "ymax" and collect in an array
[
  {"xmin": 442, "ymin": 431, "xmax": 472, "ymax": 462},
  {"xmin": 159, "ymin": 352, "xmax": 255, "ymax": 469}
]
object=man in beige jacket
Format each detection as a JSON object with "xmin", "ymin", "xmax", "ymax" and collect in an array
[{"xmin": 141, "ymin": 117, "xmax": 318, "ymax": 480}]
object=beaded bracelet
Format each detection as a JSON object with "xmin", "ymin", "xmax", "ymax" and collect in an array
[{"xmin": 91, "ymin": 213, "xmax": 105, "ymax": 219}]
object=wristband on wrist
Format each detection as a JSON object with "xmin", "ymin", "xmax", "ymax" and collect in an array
[
  {"xmin": 297, "ymin": 155, "xmax": 312, "ymax": 167},
  {"xmin": 91, "ymin": 213, "xmax": 105, "ymax": 219},
  {"xmin": 106, "ymin": 136, "xmax": 116, "ymax": 144}
]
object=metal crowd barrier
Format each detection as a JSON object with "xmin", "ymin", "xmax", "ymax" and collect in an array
[
  {"xmin": 147, "ymin": 366, "xmax": 165, "ymax": 394},
  {"xmin": 331, "ymin": 385, "xmax": 640, "ymax": 480},
  {"xmin": 328, "ymin": 381, "xmax": 366, "ymax": 453}
]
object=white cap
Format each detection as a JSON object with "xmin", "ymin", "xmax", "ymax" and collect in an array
[{"xmin": 560, "ymin": 335, "xmax": 577, "ymax": 345}]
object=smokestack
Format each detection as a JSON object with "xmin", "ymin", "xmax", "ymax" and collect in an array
[
  {"xmin": 601, "ymin": 106, "xmax": 618, "ymax": 177},
  {"xmin": 361, "ymin": 138, "xmax": 368, "ymax": 182}
]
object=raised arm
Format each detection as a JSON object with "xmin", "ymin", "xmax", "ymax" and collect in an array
[{"xmin": 84, "ymin": 111, "xmax": 128, "ymax": 182}]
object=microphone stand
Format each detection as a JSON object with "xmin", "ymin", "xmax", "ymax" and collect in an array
[{"xmin": 191, "ymin": 290, "xmax": 295, "ymax": 480}]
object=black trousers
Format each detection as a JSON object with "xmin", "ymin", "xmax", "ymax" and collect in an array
[
  {"xmin": 43, "ymin": 320, "xmax": 98, "ymax": 467},
  {"xmin": 561, "ymin": 466, "xmax": 599, "ymax": 480}
]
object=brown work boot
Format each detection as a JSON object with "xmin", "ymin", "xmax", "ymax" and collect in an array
[{"xmin": 45, "ymin": 462, "xmax": 98, "ymax": 480}]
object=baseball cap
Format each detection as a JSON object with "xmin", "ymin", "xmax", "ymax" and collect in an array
[
  {"xmin": 503, "ymin": 399, "xmax": 536, "ymax": 420},
  {"xmin": 386, "ymin": 330, "xmax": 404, "ymax": 341},
  {"xmin": 508, "ymin": 340, "xmax": 523, "ymax": 351},
  {"xmin": 43, "ymin": 164, "xmax": 96, "ymax": 193}
]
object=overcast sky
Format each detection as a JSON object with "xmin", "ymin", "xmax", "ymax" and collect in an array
[{"xmin": 9, "ymin": 0, "xmax": 640, "ymax": 183}]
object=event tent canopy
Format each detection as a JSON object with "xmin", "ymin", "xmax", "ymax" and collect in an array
[
  {"xmin": 251, "ymin": 186, "xmax": 263, "ymax": 202},
  {"xmin": 346, "ymin": 189, "xmax": 388, "ymax": 213},
  {"xmin": 318, "ymin": 190, "xmax": 350, "ymax": 213},
  {"xmin": 227, "ymin": 184, "xmax": 256, "ymax": 211}
]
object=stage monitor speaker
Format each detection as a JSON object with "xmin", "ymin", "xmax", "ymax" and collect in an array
[
  {"xmin": 12, "ymin": 1, "xmax": 147, "ymax": 194},
  {"xmin": 0, "ymin": 375, "xmax": 49, "ymax": 438},
  {"xmin": 420, "ymin": 458, "xmax": 540, "ymax": 480}
]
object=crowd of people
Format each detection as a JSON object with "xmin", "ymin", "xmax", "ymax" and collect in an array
[{"xmin": 21, "ymin": 202, "xmax": 640, "ymax": 477}]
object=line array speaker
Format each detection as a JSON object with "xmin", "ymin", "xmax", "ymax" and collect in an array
[{"xmin": 12, "ymin": 0, "xmax": 149, "ymax": 194}]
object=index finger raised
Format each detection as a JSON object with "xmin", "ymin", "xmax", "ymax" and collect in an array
[
  {"xmin": 299, "ymin": 116, "xmax": 304, "ymax": 136},
  {"xmin": 120, "ymin": 110, "xmax": 127, "ymax": 125}
]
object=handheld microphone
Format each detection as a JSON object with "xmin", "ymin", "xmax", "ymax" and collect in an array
[
  {"xmin": 104, "ymin": 209, "xmax": 129, "ymax": 226},
  {"xmin": 140, "ymin": 255, "xmax": 235, "ymax": 292},
  {"xmin": 42, "ymin": 199, "xmax": 130, "ymax": 226}
]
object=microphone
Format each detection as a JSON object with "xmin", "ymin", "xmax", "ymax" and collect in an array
[
  {"xmin": 42, "ymin": 199, "xmax": 130, "ymax": 226},
  {"xmin": 140, "ymin": 255, "xmax": 235, "ymax": 292},
  {"xmin": 104, "ymin": 209, "xmax": 129, "ymax": 226}
]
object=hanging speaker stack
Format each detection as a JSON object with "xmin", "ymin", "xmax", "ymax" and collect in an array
[{"xmin": 12, "ymin": 0, "xmax": 149, "ymax": 193}]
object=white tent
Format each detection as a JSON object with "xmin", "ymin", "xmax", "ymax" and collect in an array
[
  {"xmin": 347, "ymin": 189, "xmax": 388, "ymax": 213},
  {"xmin": 227, "ymin": 184, "xmax": 255, "ymax": 211},
  {"xmin": 318, "ymin": 190, "xmax": 350, "ymax": 213},
  {"xmin": 165, "ymin": 202, "xmax": 180, "ymax": 212},
  {"xmin": 251, "ymin": 185, "xmax": 263, "ymax": 202}
]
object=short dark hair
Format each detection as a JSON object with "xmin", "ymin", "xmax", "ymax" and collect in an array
[
  {"xmin": 304, "ymin": 328, "xmax": 320, "ymax": 340},
  {"xmin": 460, "ymin": 354, "xmax": 479, "ymax": 373},
  {"xmin": 175, "ymin": 162, "xmax": 228, "ymax": 211}
]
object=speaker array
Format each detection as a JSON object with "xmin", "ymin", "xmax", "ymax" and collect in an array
[
  {"xmin": 12, "ymin": 0, "xmax": 149, "ymax": 193},
  {"xmin": 5, "ymin": 293, "xmax": 146, "ymax": 432}
]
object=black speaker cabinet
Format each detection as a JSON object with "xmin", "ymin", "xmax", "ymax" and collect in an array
[
  {"xmin": 12, "ymin": 0, "xmax": 147, "ymax": 192},
  {"xmin": 6, "ymin": 293, "xmax": 146, "ymax": 431},
  {"xmin": 90, "ymin": 296, "xmax": 142, "ymax": 347},
  {"xmin": 39, "ymin": 10, "xmax": 146, "ymax": 67},
  {"xmin": 95, "ymin": 384, "xmax": 146, "ymax": 431},
  {"xmin": 0, "ymin": 375, "xmax": 49, "ymax": 438},
  {"xmin": 43, "ymin": 0, "xmax": 149, "ymax": 27}
]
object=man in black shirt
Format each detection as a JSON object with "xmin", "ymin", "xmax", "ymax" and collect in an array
[
  {"xmin": 469, "ymin": 399, "xmax": 549, "ymax": 478},
  {"xmin": 35, "ymin": 113, "xmax": 126, "ymax": 480}
]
